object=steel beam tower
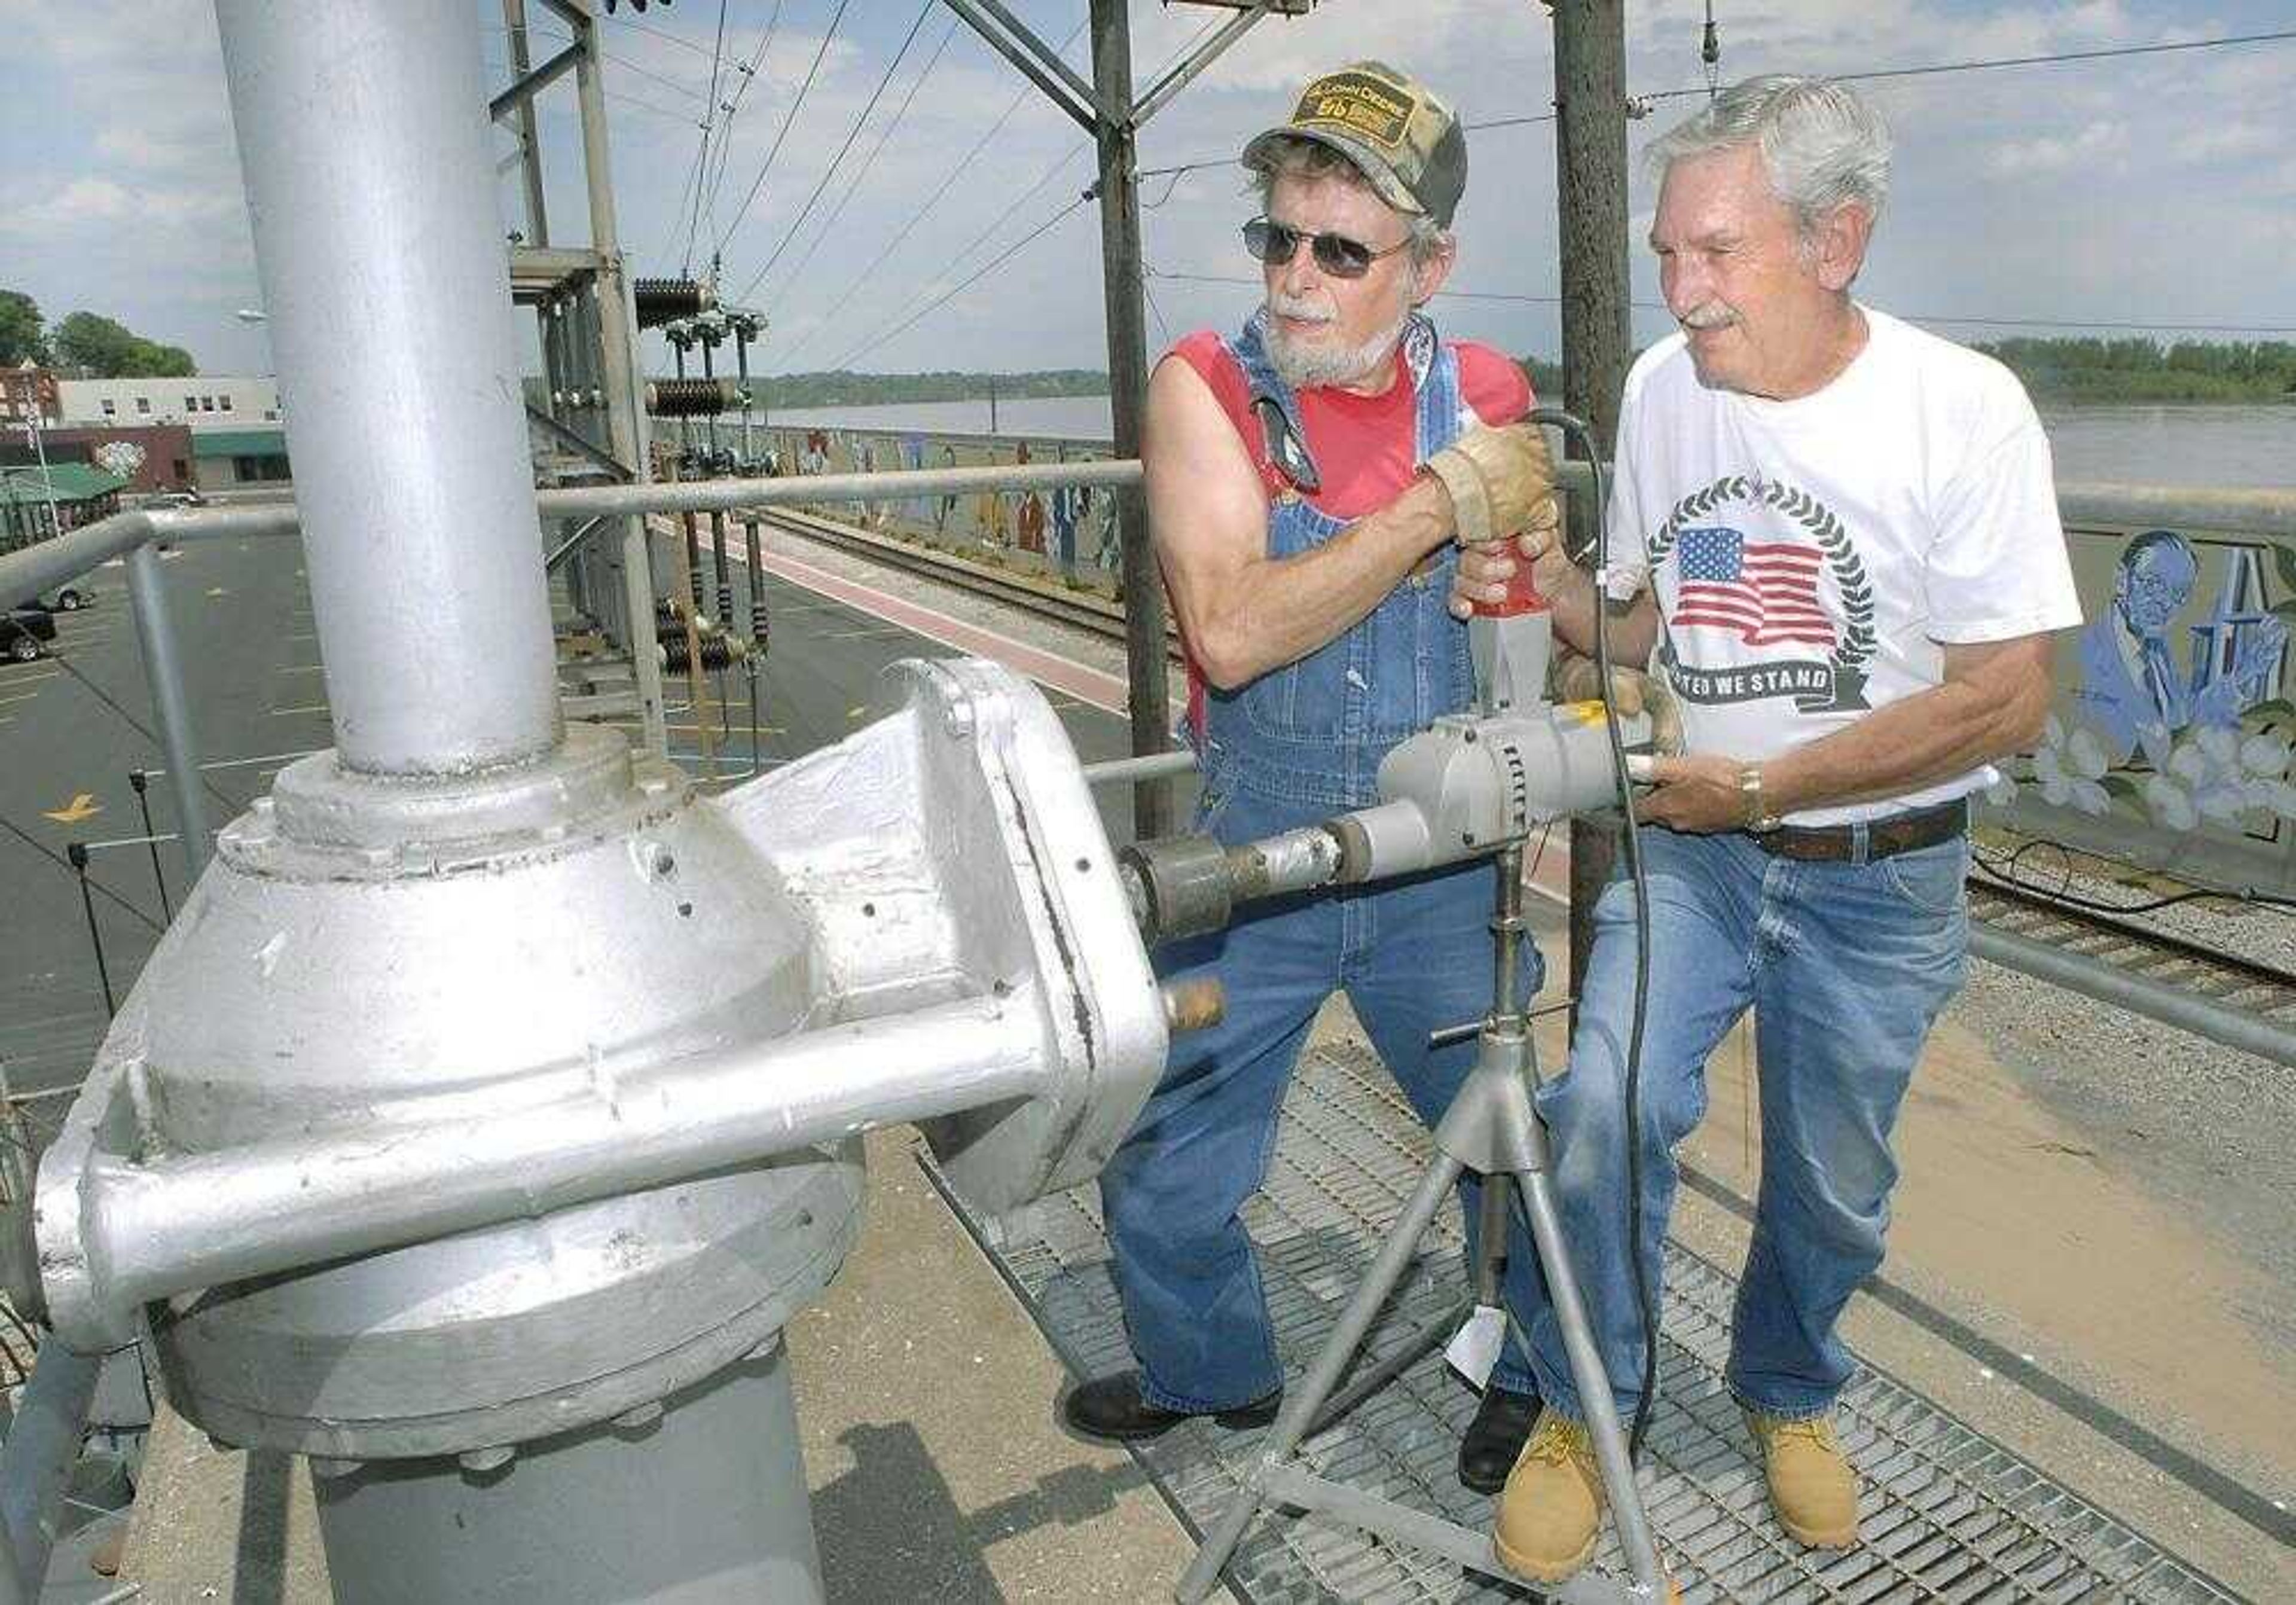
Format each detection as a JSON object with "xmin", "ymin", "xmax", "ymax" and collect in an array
[
  {"xmin": 936, "ymin": 1, "xmax": 1294, "ymax": 839},
  {"xmin": 493, "ymin": 0, "xmax": 669, "ymax": 755}
]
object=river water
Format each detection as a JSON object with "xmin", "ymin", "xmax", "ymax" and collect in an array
[{"xmin": 762, "ymin": 395, "xmax": 2295, "ymax": 490}]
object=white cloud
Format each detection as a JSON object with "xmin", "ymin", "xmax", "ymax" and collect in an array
[{"xmin": 1986, "ymin": 119, "xmax": 2127, "ymax": 175}]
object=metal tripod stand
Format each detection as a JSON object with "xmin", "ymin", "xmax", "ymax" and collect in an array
[{"xmin": 1173, "ymin": 841, "xmax": 1674, "ymax": 1603}]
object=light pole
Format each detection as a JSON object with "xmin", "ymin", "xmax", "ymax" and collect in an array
[{"xmin": 16, "ymin": 422, "xmax": 63, "ymax": 541}]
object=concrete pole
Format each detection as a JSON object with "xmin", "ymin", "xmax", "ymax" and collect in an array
[
  {"xmin": 569, "ymin": 0, "xmax": 670, "ymax": 755},
  {"xmin": 124, "ymin": 544, "xmax": 211, "ymax": 883},
  {"xmin": 1089, "ymin": 0, "xmax": 1173, "ymax": 840},
  {"xmin": 216, "ymin": 0, "xmax": 563, "ymax": 777},
  {"xmin": 1550, "ymin": 0, "xmax": 1633, "ymax": 1010}
]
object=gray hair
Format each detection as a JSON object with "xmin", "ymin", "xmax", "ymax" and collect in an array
[
  {"xmin": 1245, "ymin": 134, "xmax": 1448, "ymax": 267},
  {"xmin": 1644, "ymin": 75, "xmax": 1891, "ymax": 236}
]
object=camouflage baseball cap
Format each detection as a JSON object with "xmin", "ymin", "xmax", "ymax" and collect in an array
[{"xmin": 1241, "ymin": 61, "xmax": 1467, "ymax": 228}]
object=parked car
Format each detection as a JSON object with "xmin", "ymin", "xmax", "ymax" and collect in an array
[
  {"xmin": 50, "ymin": 587, "xmax": 86, "ymax": 611},
  {"xmin": 4, "ymin": 600, "xmax": 57, "ymax": 663}
]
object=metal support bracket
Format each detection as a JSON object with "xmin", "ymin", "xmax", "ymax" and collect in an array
[{"xmin": 940, "ymin": 0, "xmax": 1105, "ymax": 130}]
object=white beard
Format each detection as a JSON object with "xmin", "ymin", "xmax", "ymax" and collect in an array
[{"xmin": 1265, "ymin": 284, "xmax": 1414, "ymax": 390}]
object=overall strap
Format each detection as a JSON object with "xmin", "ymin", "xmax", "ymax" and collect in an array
[{"xmin": 1228, "ymin": 307, "xmax": 1445, "ymax": 497}]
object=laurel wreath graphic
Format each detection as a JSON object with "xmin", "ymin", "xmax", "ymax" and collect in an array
[{"xmin": 1647, "ymin": 474, "xmax": 1877, "ymax": 670}]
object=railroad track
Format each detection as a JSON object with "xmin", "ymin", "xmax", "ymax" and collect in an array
[
  {"xmin": 1967, "ymin": 877, "xmax": 2296, "ymax": 1027},
  {"xmin": 752, "ymin": 506, "xmax": 1155, "ymax": 646},
  {"xmin": 754, "ymin": 507, "xmax": 2296, "ymax": 1045}
]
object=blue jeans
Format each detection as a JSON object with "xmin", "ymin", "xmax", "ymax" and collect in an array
[
  {"xmin": 1100, "ymin": 780, "xmax": 1544, "ymax": 1414},
  {"xmin": 1525, "ymin": 826, "xmax": 1969, "ymax": 1423}
]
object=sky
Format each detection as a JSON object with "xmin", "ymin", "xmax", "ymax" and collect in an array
[{"xmin": 2, "ymin": 1, "xmax": 2293, "ymax": 383}]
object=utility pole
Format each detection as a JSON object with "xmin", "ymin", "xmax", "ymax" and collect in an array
[
  {"xmin": 941, "ymin": 1, "xmax": 1287, "ymax": 843},
  {"xmin": 1088, "ymin": 0, "xmax": 1168, "ymax": 838},
  {"xmin": 1549, "ymin": 0, "xmax": 1632, "ymax": 1008}
]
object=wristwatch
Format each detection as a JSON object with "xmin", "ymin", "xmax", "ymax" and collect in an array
[{"xmin": 1738, "ymin": 764, "xmax": 1784, "ymax": 833}]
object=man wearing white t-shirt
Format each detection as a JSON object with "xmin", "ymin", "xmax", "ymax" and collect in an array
[{"xmin": 1453, "ymin": 76, "xmax": 2080, "ymax": 1581}]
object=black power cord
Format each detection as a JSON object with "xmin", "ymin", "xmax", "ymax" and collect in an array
[{"xmin": 1527, "ymin": 406, "xmax": 1662, "ymax": 1463}]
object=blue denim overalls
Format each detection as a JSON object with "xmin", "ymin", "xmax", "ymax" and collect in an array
[{"xmin": 1099, "ymin": 312, "xmax": 1545, "ymax": 1412}]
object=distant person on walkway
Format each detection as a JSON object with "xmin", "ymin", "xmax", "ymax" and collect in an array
[
  {"xmin": 1064, "ymin": 61, "xmax": 1567, "ymax": 1499},
  {"xmin": 1451, "ymin": 76, "xmax": 2080, "ymax": 1579}
]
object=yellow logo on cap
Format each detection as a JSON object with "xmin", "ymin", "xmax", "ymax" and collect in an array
[{"xmin": 1294, "ymin": 70, "xmax": 1415, "ymax": 151}]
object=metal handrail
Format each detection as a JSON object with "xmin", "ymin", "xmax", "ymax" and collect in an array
[{"xmin": 0, "ymin": 460, "xmax": 1149, "ymax": 613}]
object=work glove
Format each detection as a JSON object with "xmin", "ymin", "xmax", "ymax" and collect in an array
[
  {"xmin": 1424, "ymin": 425, "xmax": 1562, "ymax": 549},
  {"xmin": 1553, "ymin": 645, "xmax": 1684, "ymax": 754}
]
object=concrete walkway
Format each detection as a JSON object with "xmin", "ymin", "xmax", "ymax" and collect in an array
[{"xmin": 110, "ymin": 1127, "xmax": 1217, "ymax": 1603}]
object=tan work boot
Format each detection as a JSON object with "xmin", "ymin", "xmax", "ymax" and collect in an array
[
  {"xmin": 1492, "ymin": 1409, "xmax": 1604, "ymax": 1582},
  {"xmin": 1746, "ymin": 1410, "xmax": 1860, "ymax": 1547}
]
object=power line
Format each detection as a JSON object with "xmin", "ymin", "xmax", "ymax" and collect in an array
[
  {"xmin": 1137, "ymin": 26, "xmax": 2296, "ymax": 183},
  {"xmin": 794, "ymin": 14, "xmax": 1228, "ymax": 370},
  {"xmin": 761, "ymin": 16, "xmax": 963, "ymax": 318},
  {"xmin": 1639, "ymin": 25, "xmax": 2296, "ymax": 102},
  {"xmin": 700, "ymin": 2, "xmax": 789, "ymax": 249},
  {"xmin": 826, "ymin": 196, "xmax": 1090, "ymax": 373},
  {"xmin": 677, "ymin": 0, "xmax": 732, "ymax": 272},
  {"xmin": 713, "ymin": 1, "xmax": 853, "ymax": 262},
  {"xmin": 773, "ymin": 19, "xmax": 1090, "ymax": 368},
  {"xmin": 731, "ymin": 1, "xmax": 936, "ymax": 308}
]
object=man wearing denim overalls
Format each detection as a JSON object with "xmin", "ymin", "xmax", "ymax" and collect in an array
[
  {"xmin": 1060, "ymin": 62, "xmax": 1566, "ymax": 1497},
  {"xmin": 1454, "ymin": 77, "xmax": 2081, "ymax": 1581}
]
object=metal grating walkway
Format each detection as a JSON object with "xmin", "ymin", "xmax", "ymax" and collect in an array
[{"xmin": 935, "ymin": 1040, "xmax": 2242, "ymax": 1604}]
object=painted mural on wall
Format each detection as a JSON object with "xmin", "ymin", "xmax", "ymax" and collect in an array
[{"xmin": 1995, "ymin": 529, "xmax": 2295, "ymax": 834}]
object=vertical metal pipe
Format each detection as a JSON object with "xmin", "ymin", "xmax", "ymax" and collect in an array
[
  {"xmin": 1515, "ymin": 1168, "xmax": 1668, "ymax": 1590},
  {"xmin": 1088, "ymin": 0, "xmax": 1173, "ymax": 840},
  {"xmin": 567, "ymin": 0, "xmax": 667, "ymax": 751},
  {"xmin": 1176, "ymin": 1154, "xmax": 1467, "ymax": 1603},
  {"xmin": 502, "ymin": 0, "xmax": 550, "ymax": 247},
  {"xmin": 215, "ymin": 0, "xmax": 563, "ymax": 776},
  {"xmin": 0, "ymin": 1342, "xmax": 103, "ymax": 1602},
  {"xmin": 124, "ymin": 543, "xmax": 209, "ymax": 883}
]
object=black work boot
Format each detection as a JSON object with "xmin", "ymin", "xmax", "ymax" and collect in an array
[
  {"xmin": 1059, "ymin": 1372, "xmax": 1281, "ymax": 1443},
  {"xmin": 1458, "ymin": 1382, "xmax": 1542, "ymax": 1494}
]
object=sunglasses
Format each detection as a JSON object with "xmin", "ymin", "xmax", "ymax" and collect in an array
[{"xmin": 1242, "ymin": 216, "xmax": 1410, "ymax": 280}]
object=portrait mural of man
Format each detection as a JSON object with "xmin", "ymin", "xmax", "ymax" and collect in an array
[{"xmin": 2071, "ymin": 529, "xmax": 2288, "ymax": 771}]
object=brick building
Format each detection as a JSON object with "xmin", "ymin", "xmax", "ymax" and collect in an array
[
  {"xmin": 0, "ymin": 423, "xmax": 196, "ymax": 495},
  {"xmin": 1, "ymin": 363, "xmax": 62, "ymax": 428}
]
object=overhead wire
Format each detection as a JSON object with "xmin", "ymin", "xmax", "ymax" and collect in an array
[
  {"xmin": 731, "ymin": 0, "xmax": 938, "ymax": 308},
  {"xmin": 825, "ymin": 196, "xmax": 1091, "ymax": 374},
  {"xmin": 771, "ymin": 19, "xmax": 1090, "ymax": 368},
  {"xmin": 713, "ymin": 1, "xmax": 854, "ymax": 264},
  {"xmin": 759, "ymin": 14, "xmax": 964, "ymax": 319},
  {"xmin": 699, "ymin": 2, "xmax": 789, "ymax": 254},
  {"xmin": 676, "ymin": 0, "xmax": 732, "ymax": 273},
  {"xmin": 798, "ymin": 14, "xmax": 1223, "ymax": 373}
]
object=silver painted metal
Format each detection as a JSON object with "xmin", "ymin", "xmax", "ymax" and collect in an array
[
  {"xmin": 0, "ymin": 462, "xmax": 1145, "ymax": 611},
  {"xmin": 1080, "ymin": 748, "xmax": 1199, "ymax": 787},
  {"xmin": 312, "ymin": 1345, "xmax": 825, "ymax": 1605},
  {"xmin": 124, "ymin": 543, "xmax": 211, "ymax": 884},
  {"xmin": 29, "ymin": 7, "xmax": 1173, "ymax": 1601},
  {"xmin": 1969, "ymin": 920, "xmax": 2296, "ymax": 1066},
  {"xmin": 216, "ymin": 0, "xmax": 562, "ymax": 776},
  {"xmin": 0, "ymin": 1341, "xmax": 102, "ymax": 1603}
]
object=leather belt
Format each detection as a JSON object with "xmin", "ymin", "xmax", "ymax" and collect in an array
[{"xmin": 1748, "ymin": 799, "xmax": 1968, "ymax": 863}]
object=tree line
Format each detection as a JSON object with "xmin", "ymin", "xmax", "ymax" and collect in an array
[
  {"xmin": 1971, "ymin": 336, "xmax": 2296, "ymax": 403},
  {"xmin": 1, "ymin": 289, "xmax": 197, "ymax": 378}
]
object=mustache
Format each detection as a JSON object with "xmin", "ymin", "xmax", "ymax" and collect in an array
[
  {"xmin": 1680, "ymin": 301, "xmax": 1736, "ymax": 331},
  {"xmin": 1269, "ymin": 292, "xmax": 1336, "ymax": 324}
]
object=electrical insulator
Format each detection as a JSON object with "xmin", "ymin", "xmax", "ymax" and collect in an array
[
  {"xmin": 646, "ymin": 378, "xmax": 740, "ymax": 418},
  {"xmin": 634, "ymin": 277, "xmax": 710, "ymax": 330}
]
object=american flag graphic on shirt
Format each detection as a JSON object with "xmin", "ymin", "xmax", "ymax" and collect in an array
[{"xmin": 1673, "ymin": 527, "xmax": 1834, "ymax": 648}]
